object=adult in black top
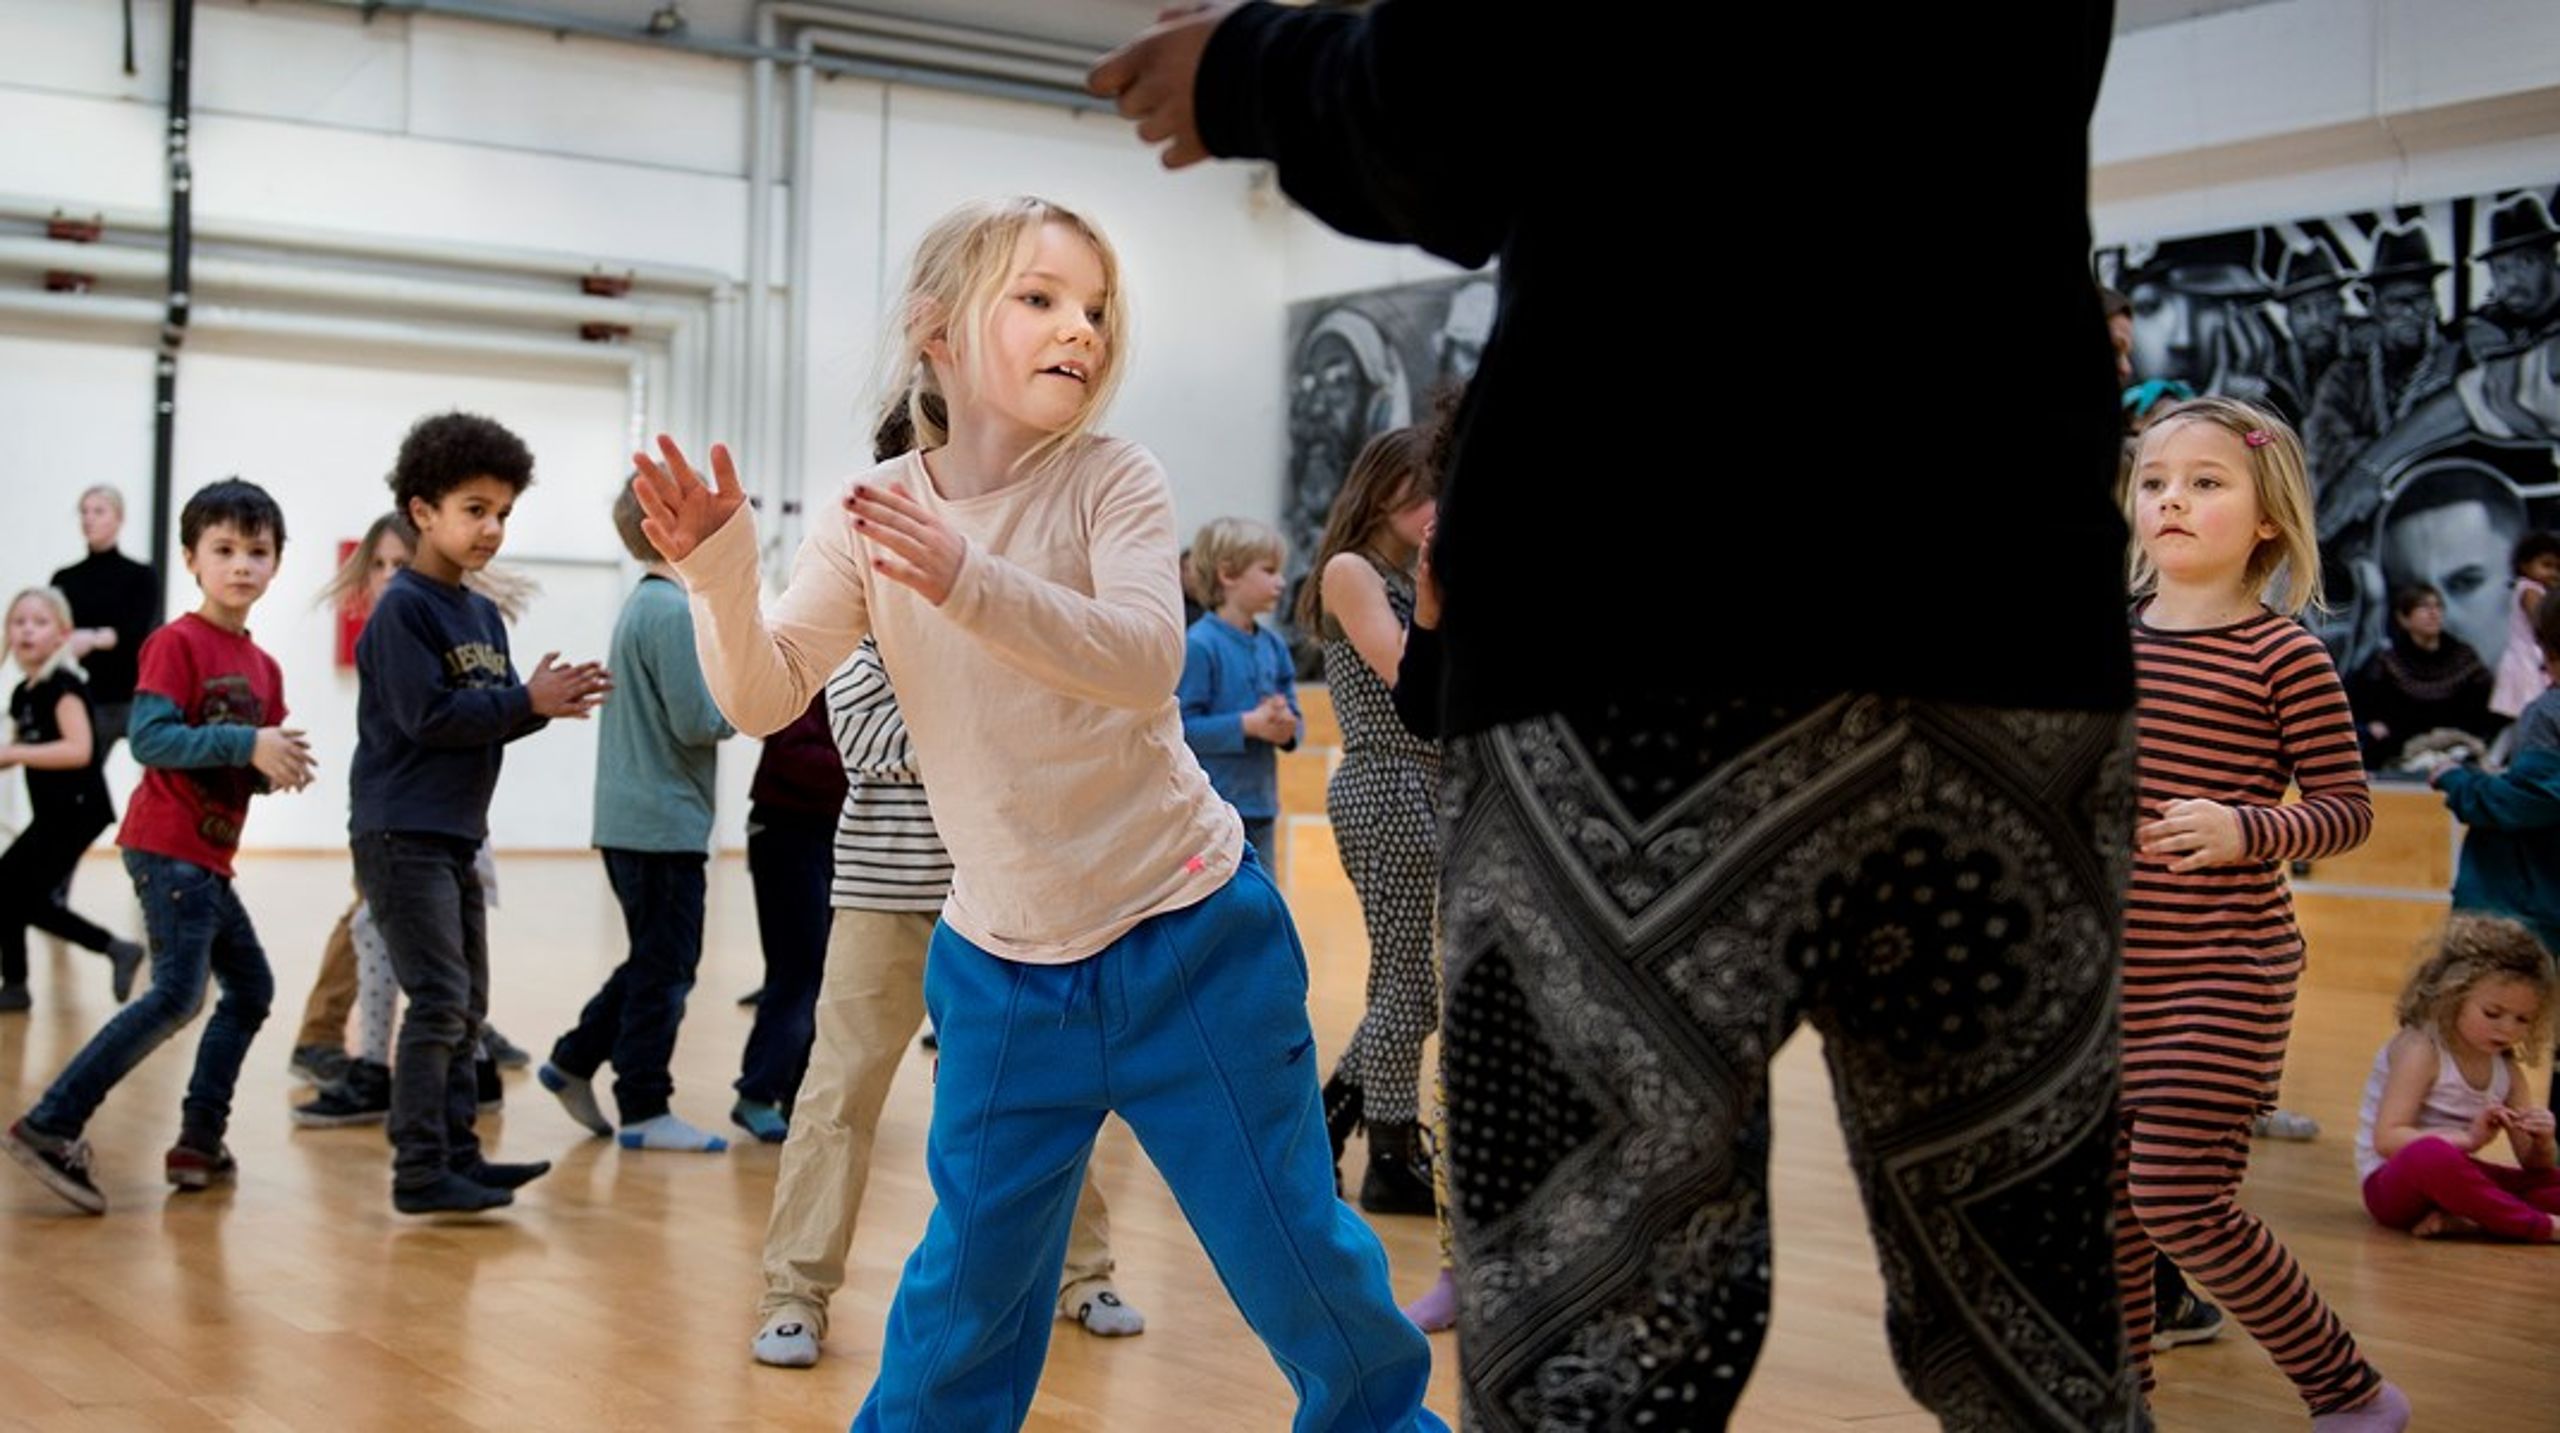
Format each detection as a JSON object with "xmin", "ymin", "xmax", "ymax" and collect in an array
[
  {"xmin": 1104, "ymin": 2, "xmax": 2130, "ymax": 733},
  {"xmin": 1096, "ymin": 7, "xmax": 2152, "ymax": 1429},
  {"xmin": 2350, "ymin": 583, "xmax": 2498, "ymax": 767},
  {"xmin": 51, "ymin": 485, "xmax": 163, "ymax": 751}
]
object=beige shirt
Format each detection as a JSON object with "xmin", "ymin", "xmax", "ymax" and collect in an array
[{"xmin": 672, "ymin": 435, "xmax": 1240, "ymax": 963}]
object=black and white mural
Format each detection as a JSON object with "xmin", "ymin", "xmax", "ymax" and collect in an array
[
  {"xmin": 1282, "ymin": 274, "xmax": 1494, "ymax": 600},
  {"xmin": 2097, "ymin": 187, "xmax": 2560, "ymax": 677}
]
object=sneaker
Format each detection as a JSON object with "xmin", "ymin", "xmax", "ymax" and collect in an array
[
  {"xmin": 165, "ymin": 1141, "xmax": 237, "ymax": 1191},
  {"xmin": 481, "ymin": 1024, "xmax": 532, "ymax": 1071},
  {"xmin": 0, "ymin": 984, "xmax": 28, "ymax": 1014},
  {"xmin": 104, "ymin": 939, "xmax": 146, "ymax": 1002},
  {"xmin": 3, "ymin": 1117, "xmax": 105, "ymax": 1214},
  {"xmin": 2252, "ymin": 1108, "xmax": 2321, "ymax": 1141},
  {"xmin": 293, "ymin": 1059, "xmax": 391, "ymax": 1128},
  {"xmin": 752, "ymin": 1315, "xmax": 821, "ymax": 1368},
  {"xmin": 288, "ymin": 1044, "xmax": 350, "ymax": 1088},
  {"xmin": 2152, "ymin": 1288, "xmax": 2227, "ymax": 1352}
]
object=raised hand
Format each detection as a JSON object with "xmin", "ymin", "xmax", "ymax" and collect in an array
[
  {"xmin": 526, "ymin": 652, "xmax": 613, "ymax": 719},
  {"xmin": 1088, "ymin": 4, "xmax": 1230, "ymax": 169},
  {"xmin": 849, "ymin": 482, "xmax": 968, "ymax": 606},
  {"xmin": 631, "ymin": 435, "xmax": 747, "ymax": 565}
]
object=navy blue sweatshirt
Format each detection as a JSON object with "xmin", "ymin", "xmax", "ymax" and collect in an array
[{"xmin": 349, "ymin": 568, "xmax": 548, "ymax": 841}]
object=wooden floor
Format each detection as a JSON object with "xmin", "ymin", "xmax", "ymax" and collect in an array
[{"xmin": 1, "ymin": 842, "xmax": 2553, "ymax": 1431}]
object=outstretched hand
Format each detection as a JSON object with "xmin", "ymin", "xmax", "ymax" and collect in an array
[
  {"xmin": 252, "ymin": 727, "xmax": 316, "ymax": 793},
  {"xmin": 1088, "ymin": 4, "xmax": 1231, "ymax": 169},
  {"xmin": 631, "ymin": 436, "xmax": 747, "ymax": 566},
  {"xmin": 526, "ymin": 652, "xmax": 613, "ymax": 720}
]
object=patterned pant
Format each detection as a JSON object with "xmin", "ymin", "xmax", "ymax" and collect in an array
[
  {"xmin": 1441, "ymin": 695, "xmax": 2148, "ymax": 1431},
  {"xmin": 1326, "ymin": 749, "xmax": 1441, "ymax": 1126}
]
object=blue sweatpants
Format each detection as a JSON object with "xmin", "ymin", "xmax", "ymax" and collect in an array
[{"xmin": 852, "ymin": 850, "xmax": 1444, "ymax": 1433}]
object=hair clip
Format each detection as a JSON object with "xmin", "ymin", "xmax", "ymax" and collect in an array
[{"xmin": 2244, "ymin": 429, "xmax": 2273, "ymax": 448}]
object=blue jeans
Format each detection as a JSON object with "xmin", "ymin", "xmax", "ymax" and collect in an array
[
  {"xmin": 552, "ymin": 848, "xmax": 707, "ymax": 1124},
  {"xmin": 354, "ymin": 831, "xmax": 488, "ymax": 1190},
  {"xmin": 851, "ymin": 849, "xmax": 1442, "ymax": 1433},
  {"xmin": 30, "ymin": 850, "xmax": 273, "ymax": 1143}
]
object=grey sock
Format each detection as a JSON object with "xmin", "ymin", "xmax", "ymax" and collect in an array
[{"xmin": 537, "ymin": 1063, "xmax": 611, "ymax": 1137}]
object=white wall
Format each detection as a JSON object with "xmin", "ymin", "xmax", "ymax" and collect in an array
[
  {"xmin": 2090, "ymin": 0, "xmax": 2560, "ymax": 241},
  {"xmin": 0, "ymin": 0, "xmax": 1296, "ymax": 851}
]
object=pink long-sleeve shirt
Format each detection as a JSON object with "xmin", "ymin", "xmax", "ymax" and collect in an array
[{"xmin": 672, "ymin": 436, "xmax": 1241, "ymax": 963}]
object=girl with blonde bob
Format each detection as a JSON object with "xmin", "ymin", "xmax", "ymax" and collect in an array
[
  {"xmin": 2118, "ymin": 396, "xmax": 2407, "ymax": 1430},
  {"xmin": 633, "ymin": 196, "xmax": 1442, "ymax": 1432}
]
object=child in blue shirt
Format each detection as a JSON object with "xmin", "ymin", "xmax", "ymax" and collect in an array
[{"xmin": 1177, "ymin": 518, "xmax": 1300, "ymax": 857}]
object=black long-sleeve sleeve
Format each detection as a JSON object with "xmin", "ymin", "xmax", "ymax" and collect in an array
[
  {"xmin": 1198, "ymin": 3, "xmax": 2132, "ymax": 734},
  {"xmin": 1194, "ymin": 1, "xmax": 1509, "ymax": 268},
  {"xmin": 1392, "ymin": 621, "xmax": 1445, "ymax": 742}
]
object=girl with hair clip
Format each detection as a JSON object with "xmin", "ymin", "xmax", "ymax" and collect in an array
[
  {"xmin": 2120, "ymin": 396, "xmax": 2406, "ymax": 1430},
  {"xmin": 2352, "ymin": 913, "xmax": 2558, "ymax": 1242},
  {"xmin": 635, "ymin": 196, "xmax": 1441, "ymax": 1431},
  {"xmin": 0, "ymin": 586, "xmax": 145, "ymax": 1011},
  {"xmin": 287, "ymin": 512, "xmax": 416, "ymax": 1089}
]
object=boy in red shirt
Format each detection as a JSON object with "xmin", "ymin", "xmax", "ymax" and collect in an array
[{"xmin": 4, "ymin": 480, "xmax": 314, "ymax": 1214}]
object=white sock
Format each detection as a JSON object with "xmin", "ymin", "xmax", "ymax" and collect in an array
[{"xmin": 617, "ymin": 1113, "xmax": 729, "ymax": 1152}]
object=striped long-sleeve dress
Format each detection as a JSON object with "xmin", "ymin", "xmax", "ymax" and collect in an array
[
  {"xmin": 2117, "ymin": 602, "xmax": 2387, "ymax": 1418},
  {"xmin": 2123, "ymin": 604, "xmax": 2373, "ymax": 1114}
]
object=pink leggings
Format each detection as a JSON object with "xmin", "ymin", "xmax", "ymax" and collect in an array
[{"xmin": 2361, "ymin": 1136, "xmax": 2560, "ymax": 1242}]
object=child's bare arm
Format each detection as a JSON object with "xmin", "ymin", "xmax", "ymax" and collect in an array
[
  {"xmin": 1323, "ymin": 553, "xmax": 1406, "ymax": 687},
  {"xmin": 2371, "ymin": 1030, "xmax": 2479, "ymax": 1157}
]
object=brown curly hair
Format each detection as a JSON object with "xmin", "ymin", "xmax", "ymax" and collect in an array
[{"xmin": 2396, "ymin": 915, "xmax": 2557, "ymax": 1064}]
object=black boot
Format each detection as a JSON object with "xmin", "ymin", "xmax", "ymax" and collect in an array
[
  {"xmin": 1322, "ymin": 1069, "xmax": 1362, "ymax": 1191},
  {"xmin": 1359, "ymin": 1119, "xmax": 1436, "ymax": 1216}
]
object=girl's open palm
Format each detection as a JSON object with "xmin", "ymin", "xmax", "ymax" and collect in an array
[
  {"xmin": 631, "ymin": 435, "xmax": 746, "ymax": 564},
  {"xmin": 849, "ymin": 482, "xmax": 967, "ymax": 606}
]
